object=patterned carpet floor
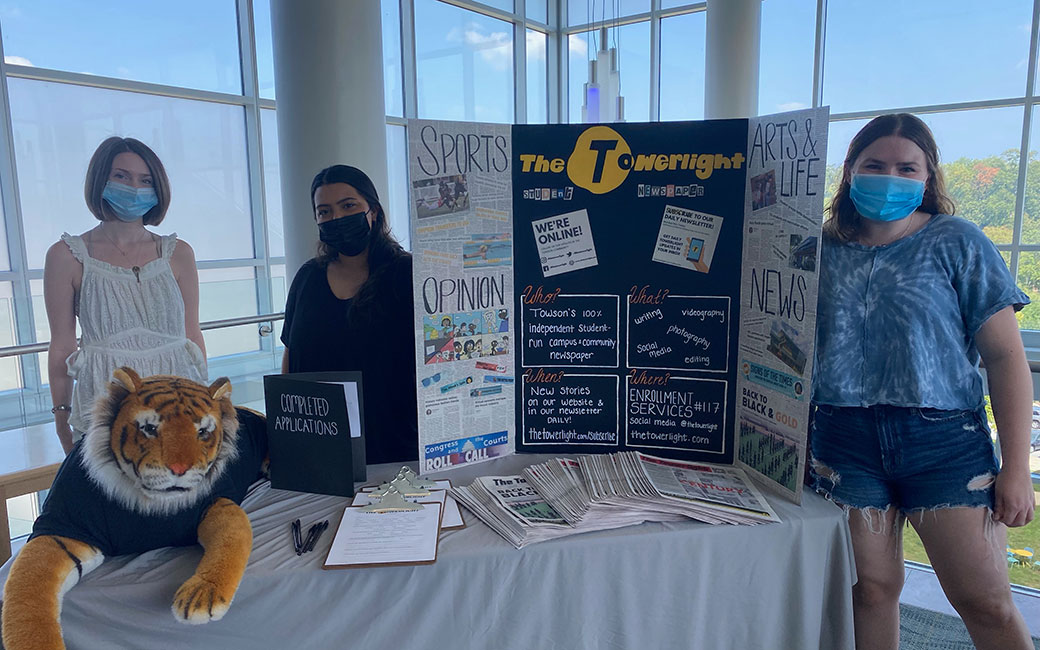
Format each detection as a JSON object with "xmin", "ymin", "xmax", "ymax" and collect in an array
[{"xmin": 899, "ymin": 604, "xmax": 1040, "ymax": 650}]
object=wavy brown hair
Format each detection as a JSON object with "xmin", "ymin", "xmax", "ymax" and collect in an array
[{"xmin": 825, "ymin": 113, "xmax": 955, "ymax": 242}]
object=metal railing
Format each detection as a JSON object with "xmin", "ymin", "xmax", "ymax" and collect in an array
[{"xmin": 0, "ymin": 313, "xmax": 284, "ymax": 359}]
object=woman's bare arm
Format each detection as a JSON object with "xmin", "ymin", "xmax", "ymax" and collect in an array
[
  {"xmin": 976, "ymin": 306, "xmax": 1035, "ymax": 527},
  {"xmin": 43, "ymin": 241, "xmax": 81, "ymax": 454},
  {"xmin": 171, "ymin": 238, "xmax": 207, "ymax": 359}
]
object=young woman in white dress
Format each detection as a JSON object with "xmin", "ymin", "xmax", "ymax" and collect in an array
[{"xmin": 44, "ymin": 137, "xmax": 206, "ymax": 453}]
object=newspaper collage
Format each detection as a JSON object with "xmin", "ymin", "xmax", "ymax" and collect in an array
[
  {"xmin": 735, "ymin": 107, "xmax": 829, "ymax": 502},
  {"xmin": 409, "ymin": 119, "xmax": 516, "ymax": 473}
]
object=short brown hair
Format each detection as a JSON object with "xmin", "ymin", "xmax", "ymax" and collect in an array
[
  {"xmin": 825, "ymin": 113, "xmax": 955, "ymax": 242},
  {"xmin": 84, "ymin": 137, "xmax": 171, "ymax": 225}
]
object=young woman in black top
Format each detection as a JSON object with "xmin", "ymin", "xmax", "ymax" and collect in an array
[{"xmin": 280, "ymin": 165, "xmax": 418, "ymax": 464}]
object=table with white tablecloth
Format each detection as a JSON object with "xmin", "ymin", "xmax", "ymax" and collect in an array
[{"xmin": 0, "ymin": 454, "xmax": 856, "ymax": 650}]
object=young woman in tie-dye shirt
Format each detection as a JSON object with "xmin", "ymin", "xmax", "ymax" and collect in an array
[{"xmin": 811, "ymin": 113, "xmax": 1033, "ymax": 650}]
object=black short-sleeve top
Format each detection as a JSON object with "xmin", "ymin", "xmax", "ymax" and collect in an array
[
  {"xmin": 30, "ymin": 408, "xmax": 268, "ymax": 557},
  {"xmin": 280, "ymin": 255, "xmax": 418, "ymax": 465}
]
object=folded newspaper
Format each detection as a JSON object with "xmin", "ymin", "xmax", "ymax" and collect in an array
[{"xmin": 450, "ymin": 452, "xmax": 780, "ymax": 549}]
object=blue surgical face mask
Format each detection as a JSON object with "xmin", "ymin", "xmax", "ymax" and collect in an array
[
  {"xmin": 102, "ymin": 181, "xmax": 158, "ymax": 221},
  {"xmin": 849, "ymin": 173, "xmax": 925, "ymax": 222}
]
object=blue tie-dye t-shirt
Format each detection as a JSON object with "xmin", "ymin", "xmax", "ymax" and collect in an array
[{"xmin": 813, "ymin": 214, "xmax": 1029, "ymax": 410}]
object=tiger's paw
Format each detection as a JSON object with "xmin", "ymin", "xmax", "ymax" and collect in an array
[{"xmin": 171, "ymin": 575, "xmax": 234, "ymax": 625}]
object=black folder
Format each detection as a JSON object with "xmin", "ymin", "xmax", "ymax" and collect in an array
[{"xmin": 263, "ymin": 371, "xmax": 367, "ymax": 497}]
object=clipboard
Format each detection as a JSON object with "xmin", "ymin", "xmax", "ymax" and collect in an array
[
  {"xmin": 323, "ymin": 502, "xmax": 443, "ymax": 570},
  {"xmin": 357, "ymin": 479, "xmax": 466, "ymax": 530}
]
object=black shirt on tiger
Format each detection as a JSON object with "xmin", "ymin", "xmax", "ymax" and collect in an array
[
  {"xmin": 29, "ymin": 408, "xmax": 268, "ymax": 558},
  {"xmin": 280, "ymin": 255, "xmax": 419, "ymax": 465}
]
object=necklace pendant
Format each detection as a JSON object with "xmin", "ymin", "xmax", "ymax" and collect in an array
[{"xmin": 132, "ymin": 266, "xmax": 140, "ymax": 283}]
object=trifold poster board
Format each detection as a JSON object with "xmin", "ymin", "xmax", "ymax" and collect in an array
[
  {"xmin": 408, "ymin": 120, "xmax": 516, "ymax": 475},
  {"xmin": 264, "ymin": 371, "xmax": 366, "ymax": 496},
  {"xmin": 410, "ymin": 109, "xmax": 827, "ymax": 503},
  {"xmin": 734, "ymin": 113, "xmax": 827, "ymax": 502}
]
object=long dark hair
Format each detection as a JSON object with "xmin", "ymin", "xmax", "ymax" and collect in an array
[
  {"xmin": 825, "ymin": 113, "xmax": 955, "ymax": 242},
  {"xmin": 310, "ymin": 165, "xmax": 409, "ymax": 321}
]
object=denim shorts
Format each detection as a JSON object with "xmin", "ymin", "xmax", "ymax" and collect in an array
[{"xmin": 809, "ymin": 404, "xmax": 999, "ymax": 512}]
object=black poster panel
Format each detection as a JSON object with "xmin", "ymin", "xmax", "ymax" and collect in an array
[{"xmin": 512, "ymin": 121, "xmax": 748, "ymax": 463}]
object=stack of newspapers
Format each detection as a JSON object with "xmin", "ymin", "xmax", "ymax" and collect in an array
[{"xmin": 450, "ymin": 451, "xmax": 780, "ymax": 549}]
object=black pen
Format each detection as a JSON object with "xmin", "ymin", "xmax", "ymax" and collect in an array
[
  {"xmin": 305, "ymin": 520, "xmax": 329, "ymax": 553},
  {"xmin": 292, "ymin": 519, "xmax": 302, "ymax": 555},
  {"xmin": 300, "ymin": 523, "xmax": 319, "ymax": 554}
]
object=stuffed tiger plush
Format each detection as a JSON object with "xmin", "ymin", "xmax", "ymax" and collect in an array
[{"xmin": 1, "ymin": 368, "xmax": 268, "ymax": 650}]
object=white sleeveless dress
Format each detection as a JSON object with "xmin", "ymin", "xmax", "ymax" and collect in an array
[{"xmin": 61, "ymin": 232, "xmax": 208, "ymax": 432}]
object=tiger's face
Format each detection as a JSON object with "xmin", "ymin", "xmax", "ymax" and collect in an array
[{"xmin": 82, "ymin": 368, "xmax": 240, "ymax": 516}]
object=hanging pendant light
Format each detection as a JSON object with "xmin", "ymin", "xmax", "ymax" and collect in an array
[{"xmin": 582, "ymin": 26, "xmax": 625, "ymax": 123}]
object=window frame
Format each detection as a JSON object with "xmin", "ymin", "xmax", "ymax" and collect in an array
[
  {"xmin": 0, "ymin": 0, "xmax": 284, "ymax": 427},
  {"xmin": 0, "ymin": 0, "xmax": 1038, "ymax": 423}
]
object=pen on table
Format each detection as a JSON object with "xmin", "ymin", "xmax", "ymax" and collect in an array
[
  {"xmin": 300, "ymin": 523, "xmax": 319, "ymax": 554},
  {"xmin": 291, "ymin": 519, "xmax": 302, "ymax": 555},
  {"xmin": 304, "ymin": 520, "xmax": 329, "ymax": 553}
]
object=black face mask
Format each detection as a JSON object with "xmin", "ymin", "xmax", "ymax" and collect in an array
[{"xmin": 318, "ymin": 211, "xmax": 372, "ymax": 257}]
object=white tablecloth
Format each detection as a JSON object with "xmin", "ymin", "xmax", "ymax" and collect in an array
[{"xmin": 0, "ymin": 454, "xmax": 856, "ymax": 650}]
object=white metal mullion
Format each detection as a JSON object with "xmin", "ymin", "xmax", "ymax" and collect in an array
[
  {"xmin": 237, "ymin": 0, "xmax": 274, "ymax": 357},
  {"xmin": 4, "ymin": 65, "xmax": 254, "ymax": 108},
  {"xmin": 567, "ymin": 12, "xmax": 651, "ymax": 32},
  {"xmin": 385, "ymin": 0, "xmax": 406, "ymax": 121},
  {"xmin": 516, "ymin": 0, "xmax": 529, "ymax": 124},
  {"xmin": 438, "ymin": 0, "xmax": 518, "ymax": 21},
  {"xmin": 392, "ymin": 0, "xmax": 415, "ymax": 253},
  {"xmin": 196, "ymin": 259, "xmax": 267, "ymax": 271},
  {"xmin": 564, "ymin": 9, "xmax": 662, "ymax": 34},
  {"xmin": 657, "ymin": 1, "xmax": 705, "ymax": 19},
  {"xmin": 12, "ymin": 258, "xmax": 273, "ymax": 273},
  {"xmin": 548, "ymin": 0, "xmax": 562, "ymax": 123},
  {"xmin": 0, "ymin": 19, "xmax": 43, "ymax": 401},
  {"xmin": 649, "ymin": 0, "xmax": 661, "ymax": 121},
  {"xmin": 657, "ymin": 1, "xmax": 703, "ymax": 13},
  {"xmin": 559, "ymin": 5, "xmax": 703, "ymax": 36},
  {"xmin": 402, "ymin": 0, "xmax": 419, "ymax": 119},
  {"xmin": 830, "ymin": 97, "xmax": 1030, "ymax": 123},
  {"xmin": 812, "ymin": 0, "xmax": 826, "ymax": 108},
  {"xmin": 1011, "ymin": 0, "xmax": 1040, "ymax": 283},
  {"xmin": 558, "ymin": 0, "xmax": 571, "ymax": 122}
]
